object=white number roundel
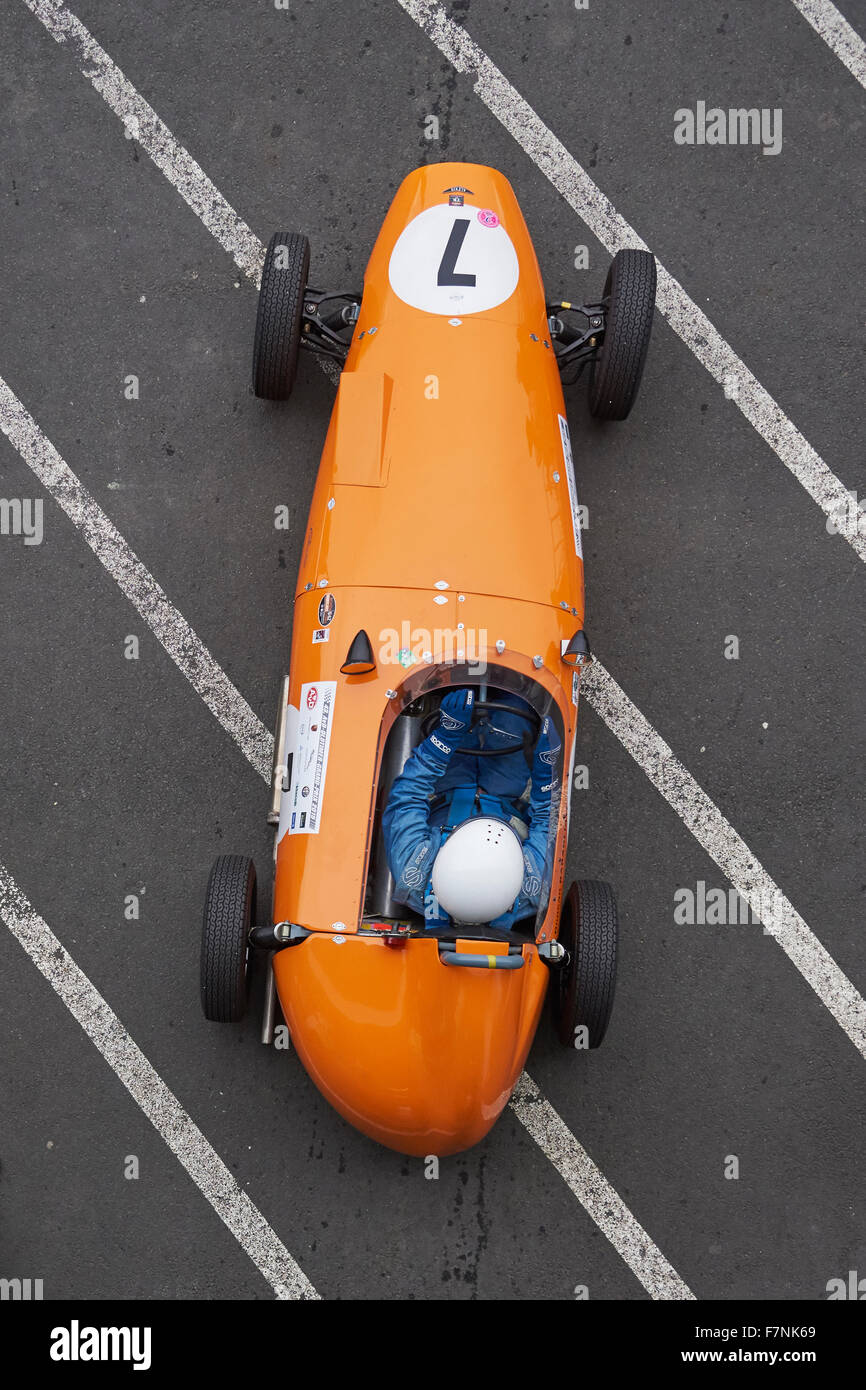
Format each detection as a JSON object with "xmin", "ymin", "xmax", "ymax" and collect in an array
[{"xmin": 388, "ymin": 204, "xmax": 520, "ymax": 315}]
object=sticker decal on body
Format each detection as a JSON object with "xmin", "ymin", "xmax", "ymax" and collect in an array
[
  {"xmin": 557, "ymin": 413, "xmax": 583, "ymax": 560},
  {"xmin": 286, "ymin": 681, "xmax": 336, "ymax": 835}
]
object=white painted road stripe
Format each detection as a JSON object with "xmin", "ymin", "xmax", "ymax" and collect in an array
[
  {"xmin": 21, "ymin": 0, "xmax": 343, "ymax": 378},
  {"xmin": 24, "ymin": 1, "xmax": 263, "ymax": 281},
  {"xmin": 510, "ymin": 1074, "xmax": 695, "ymax": 1299},
  {"xmin": 581, "ymin": 661, "xmax": 866, "ymax": 1060},
  {"xmin": 789, "ymin": 0, "xmax": 866, "ymax": 89},
  {"xmin": 0, "ymin": 863, "xmax": 319, "ymax": 1300},
  {"xmin": 395, "ymin": 0, "xmax": 866, "ymax": 565},
  {"xmin": 0, "ymin": 376, "xmax": 272, "ymax": 782}
]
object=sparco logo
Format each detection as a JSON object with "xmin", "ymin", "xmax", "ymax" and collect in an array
[{"xmin": 50, "ymin": 1320, "xmax": 152, "ymax": 1371}]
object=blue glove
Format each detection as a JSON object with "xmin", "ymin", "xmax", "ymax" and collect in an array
[{"xmin": 437, "ymin": 688, "xmax": 475, "ymax": 740}]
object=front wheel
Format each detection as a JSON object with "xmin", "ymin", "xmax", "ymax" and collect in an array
[
  {"xmin": 200, "ymin": 855, "xmax": 257, "ymax": 1022},
  {"xmin": 588, "ymin": 248, "xmax": 656, "ymax": 420},
  {"xmin": 252, "ymin": 232, "xmax": 310, "ymax": 399},
  {"xmin": 552, "ymin": 879, "xmax": 618, "ymax": 1048}
]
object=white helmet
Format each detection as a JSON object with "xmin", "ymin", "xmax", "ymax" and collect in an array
[{"xmin": 432, "ymin": 817, "xmax": 525, "ymax": 925}]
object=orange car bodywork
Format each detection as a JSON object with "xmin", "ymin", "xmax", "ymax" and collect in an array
[{"xmin": 271, "ymin": 163, "xmax": 585, "ymax": 1156}]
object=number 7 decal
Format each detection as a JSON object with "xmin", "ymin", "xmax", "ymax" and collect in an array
[{"xmin": 437, "ymin": 218, "xmax": 477, "ymax": 287}]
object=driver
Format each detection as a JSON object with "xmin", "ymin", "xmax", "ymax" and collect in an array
[{"xmin": 382, "ymin": 688, "xmax": 561, "ymax": 928}]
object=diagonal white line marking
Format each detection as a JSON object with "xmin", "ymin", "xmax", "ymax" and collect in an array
[
  {"xmin": 394, "ymin": 0, "xmax": 866, "ymax": 565},
  {"xmin": 0, "ymin": 375, "xmax": 272, "ymax": 781},
  {"xmin": 0, "ymin": 862, "xmax": 319, "ymax": 1300},
  {"xmin": 581, "ymin": 661, "xmax": 866, "ymax": 1060},
  {"xmin": 789, "ymin": 0, "xmax": 866, "ymax": 88},
  {"xmin": 509, "ymin": 1073, "xmax": 695, "ymax": 1299},
  {"xmin": 20, "ymin": 0, "xmax": 341, "ymax": 389},
  {"xmin": 22, "ymin": 0, "xmax": 263, "ymax": 280}
]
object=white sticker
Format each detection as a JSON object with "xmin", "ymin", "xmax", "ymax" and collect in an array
[
  {"xmin": 286, "ymin": 681, "xmax": 337, "ymax": 835},
  {"xmin": 312, "ymin": 627, "xmax": 330, "ymax": 644},
  {"xmin": 557, "ymin": 414, "xmax": 583, "ymax": 560},
  {"xmin": 572, "ymin": 669, "xmax": 580, "ymax": 706},
  {"xmin": 388, "ymin": 204, "xmax": 519, "ymax": 316}
]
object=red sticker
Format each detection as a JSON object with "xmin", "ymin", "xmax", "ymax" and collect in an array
[
  {"xmin": 306, "ymin": 687, "xmax": 318, "ymax": 710},
  {"xmin": 477, "ymin": 209, "xmax": 499, "ymax": 228}
]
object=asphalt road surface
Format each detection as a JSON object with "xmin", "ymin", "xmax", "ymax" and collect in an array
[{"xmin": 1, "ymin": 0, "xmax": 864, "ymax": 1301}]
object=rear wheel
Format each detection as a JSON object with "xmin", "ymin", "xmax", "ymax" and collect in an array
[
  {"xmin": 200, "ymin": 855, "xmax": 257, "ymax": 1022},
  {"xmin": 588, "ymin": 248, "xmax": 656, "ymax": 420},
  {"xmin": 252, "ymin": 232, "xmax": 310, "ymax": 399},
  {"xmin": 552, "ymin": 879, "xmax": 618, "ymax": 1048}
]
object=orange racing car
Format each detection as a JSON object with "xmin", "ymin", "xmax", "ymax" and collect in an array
[{"xmin": 200, "ymin": 163, "xmax": 656, "ymax": 1157}]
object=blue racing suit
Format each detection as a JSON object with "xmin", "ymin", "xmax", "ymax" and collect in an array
[{"xmin": 382, "ymin": 688, "xmax": 561, "ymax": 929}]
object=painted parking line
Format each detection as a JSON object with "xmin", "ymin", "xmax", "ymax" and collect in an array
[
  {"xmin": 510, "ymin": 1074, "xmax": 694, "ymax": 1299},
  {"xmin": 394, "ymin": 0, "xmax": 866, "ymax": 566},
  {"xmin": 23, "ymin": 0, "xmax": 263, "ymax": 280},
  {"xmin": 0, "ymin": 376, "xmax": 272, "ymax": 782},
  {"xmin": 789, "ymin": 0, "xmax": 866, "ymax": 89},
  {"xmin": 581, "ymin": 661, "xmax": 866, "ymax": 1061},
  {"xmin": 22, "ymin": 0, "xmax": 864, "ymax": 562},
  {"xmin": 0, "ymin": 862, "xmax": 319, "ymax": 1300},
  {"xmin": 21, "ymin": 0, "xmax": 343, "ymax": 395}
]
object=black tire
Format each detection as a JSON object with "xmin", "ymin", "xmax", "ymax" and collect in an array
[
  {"xmin": 552, "ymin": 879, "xmax": 618, "ymax": 1048},
  {"xmin": 200, "ymin": 855, "xmax": 256, "ymax": 1022},
  {"xmin": 588, "ymin": 249, "xmax": 656, "ymax": 420},
  {"xmin": 252, "ymin": 232, "xmax": 310, "ymax": 399}
]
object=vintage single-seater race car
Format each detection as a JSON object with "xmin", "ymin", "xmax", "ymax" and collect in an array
[{"xmin": 200, "ymin": 163, "xmax": 656, "ymax": 1156}]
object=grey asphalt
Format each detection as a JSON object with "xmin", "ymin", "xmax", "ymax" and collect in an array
[{"xmin": 0, "ymin": 0, "xmax": 864, "ymax": 1300}]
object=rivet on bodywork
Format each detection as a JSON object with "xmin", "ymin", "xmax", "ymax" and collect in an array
[
  {"xmin": 553, "ymin": 471, "xmax": 560, "ymax": 483},
  {"xmin": 385, "ymin": 689, "xmax": 397, "ymax": 699},
  {"xmin": 433, "ymin": 594, "xmax": 447, "ymax": 606},
  {"xmin": 495, "ymin": 639, "xmax": 506, "ymax": 655},
  {"xmin": 327, "ymin": 498, "xmax": 335, "ymax": 510},
  {"xmin": 318, "ymin": 578, "xmax": 328, "ymax": 588},
  {"xmin": 434, "ymin": 579, "xmax": 449, "ymax": 589},
  {"xmin": 304, "ymin": 582, "xmax": 313, "ymax": 591},
  {"xmin": 457, "ymin": 594, "xmax": 465, "ymax": 603},
  {"xmin": 532, "ymin": 655, "xmax": 543, "ymax": 669}
]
